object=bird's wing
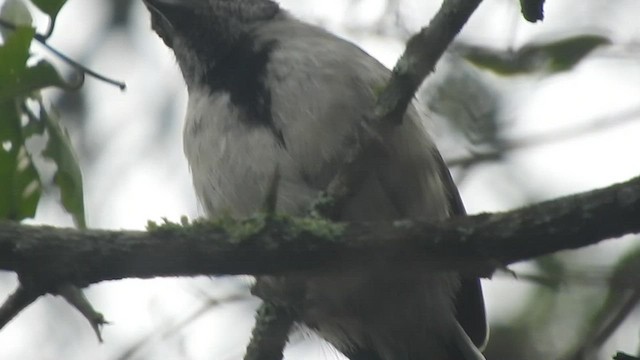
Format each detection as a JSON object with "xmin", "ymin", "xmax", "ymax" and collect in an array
[
  {"xmin": 435, "ymin": 153, "xmax": 489, "ymax": 349},
  {"xmin": 260, "ymin": 14, "xmax": 488, "ymax": 357}
]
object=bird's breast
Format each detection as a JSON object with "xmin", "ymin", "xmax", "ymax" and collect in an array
[{"xmin": 182, "ymin": 89, "xmax": 316, "ymax": 217}]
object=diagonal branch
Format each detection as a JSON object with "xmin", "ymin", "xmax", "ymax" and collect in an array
[{"xmin": 318, "ymin": 0, "xmax": 484, "ymax": 218}]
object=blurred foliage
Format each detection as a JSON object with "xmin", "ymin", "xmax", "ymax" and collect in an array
[
  {"xmin": 0, "ymin": 0, "xmax": 103, "ymax": 348},
  {"xmin": 455, "ymin": 34, "xmax": 610, "ymax": 75},
  {"xmin": 0, "ymin": 23, "xmax": 40, "ymax": 220},
  {"xmin": 483, "ymin": 250, "xmax": 640, "ymax": 360},
  {"xmin": 424, "ymin": 57, "xmax": 502, "ymax": 150},
  {"xmin": 562, "ymin": 246, "xmax": 640, "ymax": 360},
  {"xmin": 0, "ymin": 98, "xmax": 41, "ymax": 220},
  {"xmin": 30, "ymin": 0, "xmax": 66, "ymax": 22},
  {"xmin": 0, "ymin": 0, "xmax": 85, "ymax": 227},
  {"xmin": 427, "ymin": 23, "xmax": 636, "ymax": 360},
  {"xmin": 41, "ymin": 103, "xmax": 86, "ymax": 227}
]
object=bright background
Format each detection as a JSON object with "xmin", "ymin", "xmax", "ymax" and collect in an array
[{"xmin": 1, "ymin": 0, "xmax": 639, "ymax": 359}]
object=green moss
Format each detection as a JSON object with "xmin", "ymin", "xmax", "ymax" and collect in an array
[
  {"xmin": 288, "ymin": 216, "xmax": 345, "ymax": 241},
  {"xmin": 146, "ymin": 212, "xmax": 346, "ymax": 247},
  {"xmin": 225, "ymin": 214, "xmax": 269, "ymax": 243},
  {"xmin": 146, "ymin": 217, "xmax": 188, "ymax": 231},
  {"xmin": 309, "ymin": 193, "xmax": 338, "ymax": 219},
  {"xmin": 371, "ymin": 81, "xmax": 387, "ymax": 98}
]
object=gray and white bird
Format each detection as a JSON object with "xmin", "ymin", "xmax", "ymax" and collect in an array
[{"xmin": 143, "ymin": 1, "xmax": 488, "ymax": 359}]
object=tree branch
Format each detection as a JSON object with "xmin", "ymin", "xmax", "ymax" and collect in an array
[
  {"xmin": 244, "ymin": 302, "xmax": 296, "ymax": 360},
  {"xmin": 375, "ymin": 0, "xmax": 482, "ymax": 123},
  {"xmin": 0, "ymin": 283, "xmax": 41, "ymax": 330},
  {"xmin": 1, "ymin": 175, "xmax": 638, "ymax": 288},
  {"xmin": 318, "ymin": 0, "xmax": 483, "ymax": 218}
]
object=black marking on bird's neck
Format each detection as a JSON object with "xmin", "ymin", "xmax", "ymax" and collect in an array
[
  {"xmin": 202, "ymin": 35, "xmax": 284, "ymax": 147},
  {"xmin": 150, "ymin": 0, "xmax": 285, "ymax": 146},
  {"xmin": 176, "ymin": 21, "xmax": 285, "ymax": 147}
]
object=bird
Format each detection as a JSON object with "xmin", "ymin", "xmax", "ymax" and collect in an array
[{"xmin": 143, "ymin": 0, "xmax": 488, "ymax": 359}]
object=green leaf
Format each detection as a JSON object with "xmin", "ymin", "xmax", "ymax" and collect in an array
[
  {"xmin": 0, "ymin": 27, "xmax": 65, "ymax": 102},
  {"xmin": 0, "ymin": 100, "xmax": 42, "ymax": 220},
  {"xmin": 0, "ymin": 101, "xmax": 21, "ymax": 142},
  {"xmin": 0, "ymin": 25, "xmax": 34, "ymax": 90},
  {"xmin": 459, "ymin": 34, "xmax": 610, "ymax": 75},
  {"xmin": 30, "ymin": 0, "xmax": 67, "ymax": 23},
  {"xmin": 0, "ymin": 0, "xmax": 33, "ymax": 39},
  {"xmin": 0, "ymin": 60, "xmax": 71, "ymax": 100},
  {"xmin": 41, "ymin": 106, "xmax": 86, "ymax": 228},
  {"xmin": 537, "ymin": 35, "xmax": 611, "ymax": 72}
]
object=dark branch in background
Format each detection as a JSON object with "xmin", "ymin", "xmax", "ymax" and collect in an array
[
  {"xmin": 114, "ymin": 294, "xmax": 248, "ymax": 360},
  {"xmin": 614, "ymin": 353, "xmax": 640, "ymax": 360},
  {"xmin": 0, "ymin": 175, "xmax": 638, "ymax": 287},
  {"xmin": 0, "ymin": 18, "xmax": 126, "ymax": 90},
  {"xmin": 447, "ymin": 105, "xmax": 640, "ymax": 168},
  {"xmin": 562, "ymin": 247, "xmax": 640, "ymax": 360},
  {"xmin": 584, "ymin": 289, "xmax": 640, "ymax": 356}
]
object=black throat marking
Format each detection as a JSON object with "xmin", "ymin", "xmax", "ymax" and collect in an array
[{"xmin": 204, "ymin": 36, "xmax": 285, "ymax": 147}]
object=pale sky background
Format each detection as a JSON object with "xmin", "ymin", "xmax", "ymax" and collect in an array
[{"xmin": 1, "ymin": 0, "xmax": 640, "ymax": 359}]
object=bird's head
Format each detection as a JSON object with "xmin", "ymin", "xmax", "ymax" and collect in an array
[{"xmin": 143, "ymin": 0, "xmax": 280, "ymax": 84}]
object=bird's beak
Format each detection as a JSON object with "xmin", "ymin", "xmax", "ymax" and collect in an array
[
  {"xmin": 142, "ymin": 0, "xmax": 174, "ymax": 16},
  {"xmin": 142, "ymin": 0, "xmax": 188, "ymax": 49},
  {"xmin": 143, "ymin": 0, "xmax": 200, "ymax": 13},
  {"xmin": 142, "ymin": 0, "xmax": 204, "ymax": 26}
]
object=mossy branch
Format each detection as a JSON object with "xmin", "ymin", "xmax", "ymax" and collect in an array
[{"xmin": 0, "ymin": 174, "xmax": 638, "ymax": 289}]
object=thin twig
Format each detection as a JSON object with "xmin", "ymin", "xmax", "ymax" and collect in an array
[
  {"xmin": 447, "ymin": 105, "xmax": 640, "ymax": 168},
  {"xmin": 0, "ymin": 18, "xmax": 126, "ymax": 90},
  {"xmin": 244, "ymin": 303, "xmax": 296, "ymax": 360},
  {"xmin": 0, "ymin": 283, "xmax": 42, "ymax": 331},
  {"xmin": 115, "ymin": 294, "xmax": 248, "ymax": 360}
]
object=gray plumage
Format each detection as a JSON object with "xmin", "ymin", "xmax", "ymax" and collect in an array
[{"xmin": 144, "ymin": 1, "xmax": 488, "ymax": 359}]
